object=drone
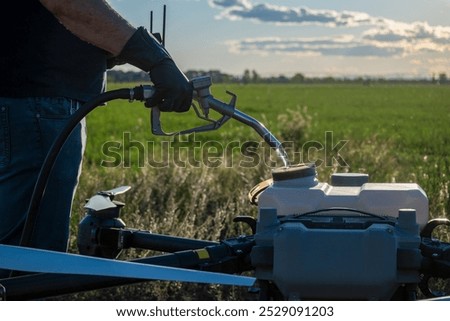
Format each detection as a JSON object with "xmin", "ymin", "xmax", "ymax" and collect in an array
[
  {"xmin": 0, "ymin": 74, "xmax": 449, "ymax": 301},
  {"xmin": 1, "ymin": 6, "xmax": 450, "ymax": 300}
]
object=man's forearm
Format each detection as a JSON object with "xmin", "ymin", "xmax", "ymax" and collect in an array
[{"xmin": 40, "ymin": 0, "xmax": 136, "ymax": 56}]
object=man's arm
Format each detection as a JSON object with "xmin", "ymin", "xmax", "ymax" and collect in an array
[
  {"xmin": 40, "ymin": 0, "xmax": 193, "ymax": 112},
  {"xmin": 39, "ymin": 0, "xmax": 135, "ymax": 56}
]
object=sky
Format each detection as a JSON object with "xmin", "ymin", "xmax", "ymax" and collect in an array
[{"xmin": 109, "ymin": 0, "xmax": 450, "ymax": 78}]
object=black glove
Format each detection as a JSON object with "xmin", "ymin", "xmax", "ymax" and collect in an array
[{"xmin": 116, "ymin": 27, "xmax": 192, "ymax": 112}]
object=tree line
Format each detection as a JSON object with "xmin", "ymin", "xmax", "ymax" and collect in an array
[{"xmin": 107, "ymin": 69, "xmax": 449, "ymax": 85}]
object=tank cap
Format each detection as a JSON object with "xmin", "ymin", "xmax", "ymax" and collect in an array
[
  {"xmin": 272, "ymin": 163, "xmax": 316, "ymax": 181},
  {"xmin": 331, "ymin": 173, "xmax": 369, "ymax": 186}
]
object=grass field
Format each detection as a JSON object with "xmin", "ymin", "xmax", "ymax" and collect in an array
[{"xmin": 66, "ymin": 82, "xmax": 450, "ymax": 300}]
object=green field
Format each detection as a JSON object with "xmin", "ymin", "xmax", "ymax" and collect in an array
[
  {"xmin": 67, "ymin": 82, "xmax": 450, "ymax": 299},
  {"xmin": 81, "ymin": 83, "xmax": 450, "ymax": 213}
]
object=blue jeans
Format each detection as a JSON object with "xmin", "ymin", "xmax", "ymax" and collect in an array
[{"xmin": 0, "ymin": 97, "xmax": 86, "ymax": 255}]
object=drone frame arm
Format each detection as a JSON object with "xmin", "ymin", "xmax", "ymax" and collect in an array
[{"xmin": 0, "ymin": 235, "xmax": 255, "ymax": 300}]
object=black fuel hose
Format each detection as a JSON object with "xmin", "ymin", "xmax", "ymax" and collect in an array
[{"xmin": 19, "ymin": 86, "xmax": 153, "ymax": 248}]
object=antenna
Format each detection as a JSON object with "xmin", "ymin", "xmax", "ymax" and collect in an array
[
  {"xmin": 162, "ymin": 4, "xmax": 166, "ymax": 46},
  {"xmin": 150, "ymin": 10, "xmax": 153, "ymax": 33},
  {"xmin": 149, "ymin": 4, "xmax": 167, "ymax": 46}
]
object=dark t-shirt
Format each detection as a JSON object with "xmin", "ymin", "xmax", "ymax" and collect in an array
[{"xmin": 0, "ymin": 1, "xmax": 108, "ymax": 102}]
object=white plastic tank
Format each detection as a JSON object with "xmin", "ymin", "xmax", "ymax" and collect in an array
[{"xmin": 256, "ymin": 164, "xmax": 429, "ymax": 229}]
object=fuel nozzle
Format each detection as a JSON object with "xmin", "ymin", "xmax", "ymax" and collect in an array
[
  {"xmin": 191, "ymin": 76, "xmax": 290, "ymax": 167},
  {"xmin": 151, "ymin": 75, "xmax": 290, "ymax": 167}
]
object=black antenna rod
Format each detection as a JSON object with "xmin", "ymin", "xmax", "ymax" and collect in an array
[
  {"xmin": 150, "ymin": 10, "xmax": 153, "ymax": 33},
  {"xmin": 162, "ymin": 4, "xmax": 166, "ymax": 46}
]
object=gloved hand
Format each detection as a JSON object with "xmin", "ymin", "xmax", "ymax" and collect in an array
[
  {"xmin": 115, "ymin": 27, "xmax": 192, "ymax": 112},
  {"xmin": 145, "ymin": 59, "xmax": 192, "ymax": 112}
]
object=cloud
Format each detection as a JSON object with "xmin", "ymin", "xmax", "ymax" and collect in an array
[
  {"xmin": 363, "ymin": 20, "xmax": 450, "ymax": 50},
  {"xmin": 228, "ymin": 36, "xmax": 405, "ymax": 58},
  {"xmin": 211, "ymin": 0, "xmax": 450, "ymax": 58},
  {"xmin": 210, "ymin": 0, "xmax": 251, "ymax": 9},
  {"xmin": 211, "ymin": 0, "xmax": 375, "ymax": 27}
]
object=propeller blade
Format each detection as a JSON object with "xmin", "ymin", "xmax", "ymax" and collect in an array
[
  {"xmin": 84, "ymin": 194, "xmax": 116, "ymax": 211},
  {"xmin": 0, "ymin": 245, "xmax": 255, "ymax": 287},
  {"xmin": 101, "ymin": 185, "xmax": 131, "ymax": 197}
]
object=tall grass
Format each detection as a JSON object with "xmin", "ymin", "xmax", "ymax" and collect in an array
[{"xmin": 61, "ymin": 83, "xmax": 449, "ymax": 300}]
